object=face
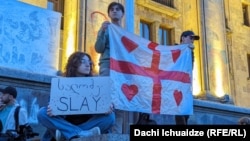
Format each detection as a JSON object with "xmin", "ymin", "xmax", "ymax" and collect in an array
[
  {"xmin": 0, "ymin": 92, "xmax": 12, "ymax": 104},
  {"xmin": 77, "ymin": 55, "xmax": 91, "ymax": 76},
  {"xmin": 108, "ymin": 5, "xmax": 124, "ymax": 21},
  {"xmin": 181, "ymin": 35, "xmax": 195, "ymax": 44}
]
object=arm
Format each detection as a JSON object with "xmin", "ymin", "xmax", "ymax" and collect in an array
[{"xmin": 94, "ymin": 21, "xmax": 110, "ymax": 53}]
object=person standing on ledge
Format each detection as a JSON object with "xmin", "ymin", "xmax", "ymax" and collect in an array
[
  {"xmin": 94, "ymin": 2, "xmax": 126, "ymax": 134},
  {"xmin": 175, "ymin": 30, "xmax": 200, "ymax": 125}
]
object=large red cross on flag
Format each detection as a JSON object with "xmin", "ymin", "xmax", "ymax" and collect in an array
[{"xmin": 109, "ymin": 24, "xmax": 193, "ymax": 115}]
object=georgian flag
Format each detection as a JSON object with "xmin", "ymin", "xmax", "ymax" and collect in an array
[{"xmin": 109, "ymin": 24, "xmax": 193, "ymax": 115}]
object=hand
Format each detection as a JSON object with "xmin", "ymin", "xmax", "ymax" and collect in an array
[
  {"xmin": 47, "ymin": 105, "xmax": 54, "ymax": 117},
  {"xmin": 100, "ymin": 21, "xmax": 110, "ymax": 31},
  {"xmin": 188, "ymin": 43, "xmax": 194, "ymax": 49}
]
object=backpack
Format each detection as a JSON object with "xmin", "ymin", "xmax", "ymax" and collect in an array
[
  {"xmin": 0, "ymin": 106, "xmax": 39, "ymax": 141},
  {"xmin": 13, "ymin": 106, "xmax": 39, "ymax": 140}
]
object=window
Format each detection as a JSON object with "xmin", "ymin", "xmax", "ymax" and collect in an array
[
  {"xmin": 140, "ymin": 21, "xmax": 151, "ymax": 40},
  {"xmin": 158, "ymin": 27, "xmax": 171, "ymax": 45},
  {"xmin": 48, "ymin": 0, "xmax": 64, "ymax": 29},
  {"xmin": 152, "ymin": 0, "xmax": 174, "ymax": 8},
  {"xmin": 248, "ymin": 54, "xmax": 250, "ymax": 79},
  {"xmin": 242, "ymin": 4, "xmax": 250, "ymax": 26}
]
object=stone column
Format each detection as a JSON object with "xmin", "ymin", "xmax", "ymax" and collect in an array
[
  {"xmin": 60, "ymin": 0, "xmax": 78, "ymax": 71},
  {"xmin": 202, "ymin": 0, "xmax": 231, "ymax": 97},
  {"xmin": 125, "ymin": 0, "xmax": 134, "ymax": 33},
  {"xmin": 151, "ymin": 21, "xmax": 161, "ymax": 43}
]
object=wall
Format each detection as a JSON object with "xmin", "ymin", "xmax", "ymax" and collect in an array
[
  {"xmin": 0, "ymin": 0, "xmax": 250, "ymax": 137},
  {"xmin": 0, "ymin": 67, "xmax": 51, "ymax": 137},
  {"xmin": 19, "ymin": 0, "xmax": 47, "ymax": 8},
  {"xmin": 0, "ymin": 1, "xmax": 61, "ymax": 76},
  {"xmin": 225, "ymin": 0, "xmax": 250, "ymax": 107},
  {"xmin": 21, "ymin": 0, "xmax": 250, "ymax": 108}
]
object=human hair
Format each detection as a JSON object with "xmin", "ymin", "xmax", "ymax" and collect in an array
[
  {"xmin": 107, "ymin": 2, "xmax": 124, "ymax": 14},
  {"xmin": 179, "ymin": 30, "xmax": 199, "ymax": 43},
  {"xmin": 63, "ymin": 52, "xmax": 93, "ymax": 77},
  {"xmin": 238, "ymin": 117, "xmax": 250, "ymax": 125}
]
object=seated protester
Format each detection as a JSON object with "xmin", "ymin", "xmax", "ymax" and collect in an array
[
  {"xmin": 0, "ymin": 86, "xmax": 28, "ymax": 133},
  {"xmin": 37, "ymin": 52, "xmax": 115, "ymax": 141}
]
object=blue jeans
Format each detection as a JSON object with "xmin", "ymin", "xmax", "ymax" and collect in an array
[{"xmin": 37, "ymin": 107, "xmax": 115, "ymax": 141}]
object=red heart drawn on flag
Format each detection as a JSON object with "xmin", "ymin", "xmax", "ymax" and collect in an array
[
  {"xmin": 171, "ymin": 49, "xmax": 181, "ymax": 63},
  {"xmin": 121, "ymin": 84, "xmax": 138, "ymax": 101},
  {"xmin": 174, "ymin": 90, "xmax": 182, "ymax": 106},
  {"xmin": 121, "ymin": 36, "xmax": 138, "ymax": 52}
]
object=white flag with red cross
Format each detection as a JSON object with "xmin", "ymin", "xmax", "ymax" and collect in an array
[{"xmin": 109, "ymin": 24, "xmax": 193, "ymax": 115}]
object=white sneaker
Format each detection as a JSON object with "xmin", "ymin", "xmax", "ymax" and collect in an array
[
  {"xmin": 78, "ymin": 127, "xmax": 101, "ymax": 137},
  {"xmin": 89, "ymin": 126, "xmax": 101, "ymax": 136},
  {"xmin": 55, "ymin": 129, "xmax": 61, "ymax": 141},
  {"xmin": 70, "ymin": 127, "xmax": 101, "ymax": 141}
]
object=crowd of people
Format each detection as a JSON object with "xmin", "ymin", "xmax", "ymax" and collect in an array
[{"xmin": 2, "ymin": 1, "xmax": 248, "ymax": 141}]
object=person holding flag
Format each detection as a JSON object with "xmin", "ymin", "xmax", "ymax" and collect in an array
[
  {"xmin": 175, "ymin": 30, "xmax": 200, "ymax": 125},
  {"xmin": 94, "ymin": 1, "xmax": 127, "ymax": 134}
]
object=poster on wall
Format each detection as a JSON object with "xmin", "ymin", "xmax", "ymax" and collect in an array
[{"xmin": 0, "ymin": 1, "xmax": 61, "ymax": 76}]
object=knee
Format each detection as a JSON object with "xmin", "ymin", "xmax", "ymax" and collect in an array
[
  {"xmin": 37, "ymin": 107, "xmax": 48, "ymax": 121},
  {"xmin": 110, "ymin": 112, "xmax": 116, "ymax": 125},
  {"xmin": 106, "ymin": 112, "xmax": 115, "ymax": 126}
]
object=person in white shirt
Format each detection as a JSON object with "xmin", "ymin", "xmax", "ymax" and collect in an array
[{"xmin": 0, "ymin": 86, "xmax": 28, "ymax": 133}]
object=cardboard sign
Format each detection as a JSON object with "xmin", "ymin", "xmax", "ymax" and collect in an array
[{"xmin": 49, "ymin": 76, "xmax": 111, "ymax": 115}]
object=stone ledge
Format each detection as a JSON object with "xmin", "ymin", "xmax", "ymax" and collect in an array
[
  {"xmin": 71, "ymin": 134, "xmax": 129, "ymax": 141},
  {"xmin": 194, "ymin": 99, "xmax": 250, "ymax": 115},
  {"xmin": 0, "ymin": 66, "xmax": 54, "ymax": 83}
]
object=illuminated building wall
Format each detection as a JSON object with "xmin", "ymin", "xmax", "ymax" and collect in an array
[
  {"xmin": 202, "ymin": 0, "xmax": 230, "ymax": 97},
  {"xmin": 19, "ymin": 0, "xmax": 250, "ymax": 108}
]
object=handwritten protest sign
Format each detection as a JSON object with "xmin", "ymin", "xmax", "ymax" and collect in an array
[{"xmin": 49, "ymin": 76, "xmax": 111, "ymax": 115}]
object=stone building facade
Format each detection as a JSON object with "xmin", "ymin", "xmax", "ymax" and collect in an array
[
  {"xmin": 25, "ymin": 0, "xmax": 249, "ymax": 108},
  {"xmin": 1, "ymin": 0, "xmax": 249, "ymax": 137}
]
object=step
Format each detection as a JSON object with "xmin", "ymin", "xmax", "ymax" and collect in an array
[{"xmin": 71, "ymin": 134, "xmax": 129, "ymax": 141}]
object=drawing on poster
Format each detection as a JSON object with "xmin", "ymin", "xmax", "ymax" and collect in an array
[{"xmin": 0, "ymin": 1, "xmax": 61, "ymax": 76}]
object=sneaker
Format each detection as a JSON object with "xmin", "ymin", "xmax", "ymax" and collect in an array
[
  {"xmin": 88, "ymin": 126, "xmax": 101, "ymax": 136},
  {"xmin": 79, "ymin": 126, "xmax": 101, "ymax": 136},
  {"xmin": 55, "ymin": 130, "xmax": 61, "ymax": 141},
  {"xmin": 70, "ymin": 127, "xmax": 101, "ymax": 140}
]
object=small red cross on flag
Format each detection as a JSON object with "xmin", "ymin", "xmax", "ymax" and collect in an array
[{"xmin": 109, "ymin": 24, "xmax": 193, "ymax": 115}]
